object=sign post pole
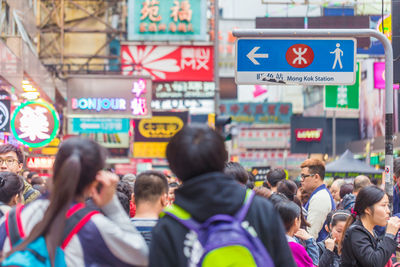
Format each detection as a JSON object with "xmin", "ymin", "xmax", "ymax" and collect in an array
[{"xmin": 232, "ymin": 29, "xmax": 394, "ymax": 209}]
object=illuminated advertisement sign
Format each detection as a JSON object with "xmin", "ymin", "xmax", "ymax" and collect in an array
[
  {"xmin": 295, "ymin": 128, "xmax": 323, "ymax": 142},
  {"xmin": 11, "ymin": 100, "xmax": 60, "ymax": 148},
  {"xmin": 67, "ymin": 75, "xmax": 152, "ymax": 118},
  {"xmin": 127, "ymin": 0, "xmax": 207, "ymax": 41},
  {"xmin": 134, "ymin": 111, "xmax": 188, "ymax": 158},
  {"xmin": 27, "ymin": 157, "xmax": 55, "ymax": 169},
  {"xmin": 121, "ymin": 45, "xmax": 213, "ymax": 81},
  {"xmin": 373, "ymin": 62, "xmax": 399, "ymax": 90}
]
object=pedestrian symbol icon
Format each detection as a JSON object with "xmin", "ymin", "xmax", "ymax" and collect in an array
[{"xmin": 331, "ymin": 43, "xmax": 343, "ymax": 69}]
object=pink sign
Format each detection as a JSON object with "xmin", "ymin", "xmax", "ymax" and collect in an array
[{"xmin": 374, "ymin": 62, "xmax": 399, "ymax": 89}]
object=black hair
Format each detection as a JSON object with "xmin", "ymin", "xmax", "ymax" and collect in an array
[
  {"xmin": 0, "ymin": 172, "xmax": 24, "ymax": 204},
  {"xmin": 0, "ymin": 144, "xmax": 24, "ymax": 164},
  {"xmin": 277, "ymin": 180, "xmax": 297, "ymax": 201},
  {"xmin": 117, "ymin": 181, "xmax": 133, "ymax": 201},
  {"xmin": 166, "ymin": 124, "xmax": 228, "ymax": 181},
  {"xmin": 340, "ymin": 185, "xmax": 386, "ymax": 252},
  {"xmin": 339, "ymin": 183, "xmax": 354, "ymax": 199},
  {"xmin": 7, "ymin": 137, "xmax": 106, "ymax": 263},
  {"xmin": 117, "ymin": 191, "xmax": 130, "ymax": 215},
  {"xmin": 134, "ymin": 170, "xmax": 168, "ymax": 205},
  {"xmin": 269, "ymin": 193, "xmax": 289, "ymax": 207},
  {"xmin": 31, "ymin": 176, "xmax": 44, "ymax": 186},
  {"xmin": 27, "ymin": 172, "xmax": 38, "ymax": 179},
  {"xmin": 275, "ymin": 200, "xmax": 301, "ymax": 232},
  {"xmin": 327, "ymin": 210, "xmax": 350, "ymax": 229},
  {"xmin": 266, "ymin": 168, "xmax": 285, "ymax": 187},
  {"xmin": 224, "ymin": 162, "xmax": 249, "ymax": 185}
]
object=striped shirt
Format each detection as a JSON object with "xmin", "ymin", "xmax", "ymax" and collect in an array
[{"xmin": 131, "ymin": 218, "xmax": 158, "ymax": 247}]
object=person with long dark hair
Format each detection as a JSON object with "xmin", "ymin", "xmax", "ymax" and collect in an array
[
  {"xmin": 340, "ymin": 185, "xmax": 400, "ymax": 267},
  {"xmin": 0, "ymin": 137, "xmax": 148, "ymax": 266}
]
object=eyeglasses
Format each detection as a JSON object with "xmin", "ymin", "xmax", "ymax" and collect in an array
[
  {"xmin": 0, "ymin": 158, "xmax": 18, "ymax": 166},
  {"xmin": 300, "ymin": 173, "xmax": 314, "ymax": 180}
]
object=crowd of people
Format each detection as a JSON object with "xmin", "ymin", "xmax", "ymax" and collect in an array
[{"xmin": 0, "ymin": 125, "xmax": 398, "ymax": 266}]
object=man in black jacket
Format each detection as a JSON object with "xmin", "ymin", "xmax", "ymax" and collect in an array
[{"xmin": 149, "ymin": 125, "xmax": 296, "ymax": 267}]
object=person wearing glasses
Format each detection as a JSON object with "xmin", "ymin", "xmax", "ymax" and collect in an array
[
  {"xmin": 0, "ymin": 144, "xmax": 40, "ymax": 204},
  {"xmin": 300, "ymin": 158, "xmax": 335, "ymax": 242}
]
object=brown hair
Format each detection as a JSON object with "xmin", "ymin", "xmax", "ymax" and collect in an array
[
  {"xmin": 300, "ymin": 158, "xmax": 325, "ymax": 180},
  {"xmin": 134, "ymin": 170, "xmax": 168, "ymax": 205}
]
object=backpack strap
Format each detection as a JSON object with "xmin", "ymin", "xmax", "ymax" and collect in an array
[
  {"xmin": 61, "ymin": 203, "xmax": 100, "ymax": 249},
  {"xmin": 5, "ymin": 204, "xmax": 25, "ymax": 248},
  {"xmin": 234, "ymin": 189, "xmax": 255, "ymax": 221},
  {"xmin": 23, "ymin": 188, "xmax": 36, "ymax": 201},
  {"xmin": 162, "ymin": 204, "xmax": 201, "ymax": 233}
]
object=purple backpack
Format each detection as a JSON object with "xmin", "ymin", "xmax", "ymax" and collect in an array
[{"xmin": 163, "ymin": 189, "xmax": 275, "ymax": 267}]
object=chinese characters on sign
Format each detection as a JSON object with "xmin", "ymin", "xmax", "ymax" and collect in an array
[
  {"xmin": 153, "ymin": 81, "xmax": 215, "ymax": 99},
  {"xmin": 219, "ymin": 101, "xmax": 292, "ymax": 124},
  {"xmin": 27, "ymin": 157, "xmax": 55, "ymax": 170},
  {"xmin": 238, "ymin": 128, "xmax": 290, "ymax": 149},
  {"xmin": 121, "ymin": 45, "xmax": 213, "ymax": 81},
  {"xmin": 67, "ymin": 76, "xmax": 152, "ymax": 118},
  {"xmin": 128, "ymin": 0, "xmax": 206, "ymax": 41},
  {"xmin": 11, "ymin": 100, "xmax": 60, "ymax": 148}
]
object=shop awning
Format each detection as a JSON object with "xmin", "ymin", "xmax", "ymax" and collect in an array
[{"xmin": 325, "ymin": 149, "xmax": 383, "ymax": 179}]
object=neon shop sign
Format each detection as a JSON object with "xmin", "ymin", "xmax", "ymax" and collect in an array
[
  {"xmin": 70, "ymin": 79, "xmax": 148, "ymax": 115},
  {"xmin": 71, "ymin": 98, "xmax": 126, "ymax": 112}
]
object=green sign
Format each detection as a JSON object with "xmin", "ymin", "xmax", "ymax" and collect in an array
[
  {"xmin": 11, "ymin": 100, "xmax": 60, "ymax": 148},
  {"xmin": 324, "ymin": 62, "xmax": 360, "ymax": 110},
  {"xmin": 127, "ymin": 0, "xmax": 207, "ymax": 41}
]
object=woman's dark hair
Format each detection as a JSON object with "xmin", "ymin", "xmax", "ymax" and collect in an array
[
  {"xmin": 0, "ymin": 172, "xmax": 24, "ymax": 204},
  {"xmin": 275, "ymin": 200, "xmax": 301, "ymax": 232},
  {"xmin": 277, "ymin": 180, "xmax": 297, "ymax": 201},
  {"xmin": 340, "ymin": 183, "xmax": 354, "ymax": 199},
  {"xmin": 327, "ymin": 210, "xmax": 350, "ymax": 230},
  {"xmin": 277, "ymin": 180, "xmax": 310, "ymax": 229},
  {"xmin": 117, "ymin": 181, "xmax": 133, "ymax": 201},
  {"xmin": 266, "ymin": 168, "xmax": 285, "ymax": 188},
  {"xmin": 224, "ymin": 162, "xmax": 249, "ymax": 185},
  {"xmin": 166, "ymin": 125, "xmax": 228, "ymax": 181},
  {"xmin": 340, "ymin": 185, "xmax": 386, "ymax": 253},
  {"xmin": 8, "ymin": 137, "xmax": 106, "ymax": 263}
]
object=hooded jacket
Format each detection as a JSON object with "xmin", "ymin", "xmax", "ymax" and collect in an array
[
  {"xmin": 341, "ymin": 219, "xmax": 397, "ymax": 267},
  {"xmin": 149, "ymin": 172, "xmax": 296, "ymax": 267}
]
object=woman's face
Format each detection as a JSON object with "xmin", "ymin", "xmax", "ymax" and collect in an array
[
  {"xmin": 331, "ymin": 221, "xmax": 346, "ymax": 244},
  {"xmin": 369, "ymin": 194, "xmax": 390, "ymax": 227}
]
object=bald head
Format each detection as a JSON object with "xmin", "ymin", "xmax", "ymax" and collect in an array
[{"xmin": 353, "ymin": 175, "xmax": 371, "ymax": 196}]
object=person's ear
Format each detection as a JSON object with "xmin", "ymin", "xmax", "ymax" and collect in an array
[
  {"xmin": 161, "ymin": 193, "xmax": 168, "ymax": 207},
  {"xmin": 17, "ymin": 163, "xmax": 23, "ymax": 173},
  {"xmin": 365, "ymin": 207, "xmax": 372, "ymax": 216},
  {"xmin": 131, "ymin": 193, "xmax": 135, "ymax": 205},
  {"xmin": 325, "ymin": 224, "xmax": 330, "ymax": 233}
]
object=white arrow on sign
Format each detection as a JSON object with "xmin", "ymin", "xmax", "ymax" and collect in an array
[{"xmin": 247, "ymin": 47, "xmax": 269, "ymax": 65}]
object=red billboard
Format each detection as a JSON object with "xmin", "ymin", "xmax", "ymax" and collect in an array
[{"xmin": 121, "ymin": 44, "xmax": 214, "ymax": 81}]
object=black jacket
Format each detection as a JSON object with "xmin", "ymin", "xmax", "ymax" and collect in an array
[
  {"xmin": 340, "ymin": 220, "xmax": 397, "ymax": 267},
  {"xmin": 149, "ymin": 172, "xmax": 296, "ymax": 267},
  {"xmin": 317, "ymin": 239, "xmax": 341, "ymax": 267}
]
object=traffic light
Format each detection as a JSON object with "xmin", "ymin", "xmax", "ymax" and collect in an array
[{"xmin": 215, "ymin": 115, "xmax": 232, "ymax": 141}]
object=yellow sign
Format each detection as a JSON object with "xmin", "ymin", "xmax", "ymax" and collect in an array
[
  {"xmin": 138, "ymin": 116, "xmax": 184, "ymax": 138},
  {"xmin": 378, "ymin": 15, "xmax": 392, "ymax": 41},
  {"xmin": 133, "ymin": 142, "xmax": 168, "ymax": 158}
]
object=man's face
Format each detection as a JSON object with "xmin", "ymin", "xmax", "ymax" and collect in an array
[
  {"xmin": 300, "ymin": 167, "xmax": 318, "ymax": 193},
  {"xmin": 0, "ymin": 151, "xmax": 22, "ymax": 174}
]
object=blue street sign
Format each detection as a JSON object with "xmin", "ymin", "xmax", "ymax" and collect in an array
[
  {"xmin": 235, "ymin": 38, "xmax": 356, "ymax": 85},
  {"xmin": 72, "ymin": 118, "xmax": 130, "ymax": 133}
]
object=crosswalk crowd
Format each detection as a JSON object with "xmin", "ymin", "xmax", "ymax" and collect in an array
[{"xmin": 0, "ymin": 124, "xmax": 398, "ymax": 266}]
